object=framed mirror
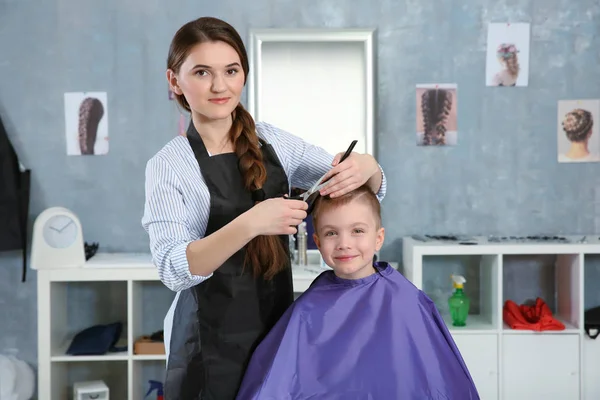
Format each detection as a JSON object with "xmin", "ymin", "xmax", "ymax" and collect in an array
[{"xmin": 247, "ymin": 28, "xmax": 376, "ymax": 156}]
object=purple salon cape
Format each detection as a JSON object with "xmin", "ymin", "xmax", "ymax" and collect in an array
[{"xmin": 236, "ymin": 262, "xmax": 480, "ymax": 400}]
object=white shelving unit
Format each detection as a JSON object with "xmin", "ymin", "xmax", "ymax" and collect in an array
[
  {"xmin": 36, "ymin": 251, "xmax": 337, "ymax": 400},
  {"xmin": 402, "ymin": 235, "xmax": 600, "ymax": 400}
]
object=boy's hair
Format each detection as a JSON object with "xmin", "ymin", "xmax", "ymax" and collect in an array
[{"xmin": 311, "ymin": 184, "xmax": 382, "ymax": 232}]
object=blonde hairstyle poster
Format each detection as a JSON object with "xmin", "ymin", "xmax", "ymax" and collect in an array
[{"xmin": 485, "ymin": 23, "xmax": 531, "ymax": 87}]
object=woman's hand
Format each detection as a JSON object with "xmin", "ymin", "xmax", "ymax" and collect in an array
[
  {"xmin": 245, "ymin": 197, "xmax": 308, "ymax": 236},
  {"xmin": 319, "ymin": 153, "xmax": 381, "ymax": 198}
]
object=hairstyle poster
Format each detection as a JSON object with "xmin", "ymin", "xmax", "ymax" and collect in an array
[
  {"xmin": 416, "ymin": 84, "xmax": 458, "ymax": 146},
  {"xmin": 557, "ymin": 99, "xmax": 600, "ymax": 163},
  {"xmin": 485, "ymin": 23, "xmax": 530, "ymax": 87},
  {"xmin": 64, "ymin": 92, "xmax": 109, "ymax": 156}
]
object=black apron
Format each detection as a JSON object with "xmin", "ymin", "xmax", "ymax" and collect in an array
[
  {"xmin": 164, "ymin": 122, "xmax": 294, "ymax": 400},
  {"xmin": 0, "ymin": 114, "xmax": 31, "ymax": 282}
]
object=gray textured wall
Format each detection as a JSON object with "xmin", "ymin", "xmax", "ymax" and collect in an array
[{"xmin": 1, "ymin": 0, "xmax": 599, "ymax": 382}]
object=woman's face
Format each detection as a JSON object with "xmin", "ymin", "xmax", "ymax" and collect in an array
[{"xmin": 169, "ymin": 40, "xmax": 245, "ymax": 122}]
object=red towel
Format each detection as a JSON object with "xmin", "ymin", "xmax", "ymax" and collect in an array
[{"xmin": 503, "ymin": 297, "xmax": 566, "ymax": 331}]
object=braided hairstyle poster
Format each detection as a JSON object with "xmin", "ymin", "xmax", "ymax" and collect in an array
[
  {"xmin": 557, "ymin": 99, "xmax": 600, "ymax": 163},
  {"xmin": 64, "ymin": 92, "xmax": 109, "ymax": 156},
  {"xmin": 416, "ymin": 84, "xmax": 458, "ymax": 146}
]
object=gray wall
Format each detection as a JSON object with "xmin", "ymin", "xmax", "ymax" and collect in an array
[{"xmin": 1, "ymin": 0, "xmax": 599, "ymax": 376}]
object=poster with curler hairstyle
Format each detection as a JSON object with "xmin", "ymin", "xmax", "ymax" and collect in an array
[
  {"xmin": 416, "ymin": 84, "xmax": 458, "ymax": 146},
  {"xmin": 557, "ymin": 99, "xmax": 600, "ymax": 163},
  {"xmin": 64, "ymin": 92, "xmax": 109, "ymax": 156},
  {"xmin": 485, "ymin": 22, "xmax": 530, "ymax": 87}
]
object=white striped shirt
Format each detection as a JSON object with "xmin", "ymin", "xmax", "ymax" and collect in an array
[{"xmin": 141, "ymin": 121, "xmax": 387, "ymax": 292}]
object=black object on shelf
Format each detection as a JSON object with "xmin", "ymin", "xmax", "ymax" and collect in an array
[
  {"xmin": 410, "ymin": 234, "xmax": 476, "ymax": 243},
  {"xmin": 66, "ymin": 322, "xmax": 126, "ymax": 355},
  {"xmin": 585, "ymin": 306, "xmax": 600, "ymax": 339},
  {"xmin": 85, "ymin": 242, "xmax": 99, "ymax": 260},
  {"xmin": 488, "ymin": 235, "xmax": 570, "ymax": 243},
  {"xmin": 150, "ymin": 330, "xmax": 164, "ymax": 342}
]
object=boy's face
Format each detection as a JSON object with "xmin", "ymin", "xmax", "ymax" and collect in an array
[{"xmin": 313, "ymin": 199, "xmax": 385, "ymax": 280}]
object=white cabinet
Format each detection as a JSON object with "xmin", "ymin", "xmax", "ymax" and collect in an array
[
  {"xmin": 36, "ymin": 253, "xmax": 330, "ymax": 400},
  {"xmin": 583, "ymin": 335, "xmax": 600, "ymax": 400},
  {"xmin": 402, "ymin": 235, "xmax": 599, "ymax": 400},
  {"xmin": 453, "ymin": 334, "xmax": 498, "ymax": 400},
  {"xmin": 502, "ymin": 335, "xmax": 579, "ymax": 400}
]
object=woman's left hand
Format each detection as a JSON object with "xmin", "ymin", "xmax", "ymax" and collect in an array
[{"xmin": 318, "ymin": 152, "xmax": 380, "ymax": 198}]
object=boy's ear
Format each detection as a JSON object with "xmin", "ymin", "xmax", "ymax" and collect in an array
[
  {"xmin": 313, "ymin": 233, "xmax": 321, "ymax": 249},
  {"xmin": 375, "ymin": 227, "xmax": 385, "ymax": 251}
]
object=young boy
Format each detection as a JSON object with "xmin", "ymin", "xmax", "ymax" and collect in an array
[{"xmin": 236, "ymin": 185, "xmax": 480, "ymax": 399}]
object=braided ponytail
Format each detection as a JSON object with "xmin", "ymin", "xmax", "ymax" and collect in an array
[
  {"xmin": 421, "ymin": 91, "xmax": 433, "ymax": 146},
  {"xmin": 230, "ymin": 103, "xmax": 289, "ymax": 279},
  {"xmin": 434, "ymin": 92, "xmax": 453, "ymax": 145},
  {"xmin": 421, "ymin": 89, "xmax": 453, "ymax": 146}
]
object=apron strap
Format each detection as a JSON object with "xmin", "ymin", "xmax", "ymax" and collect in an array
[{"xmin": 185, "ymin": 121, "xmax": 210, "ymax": 160}]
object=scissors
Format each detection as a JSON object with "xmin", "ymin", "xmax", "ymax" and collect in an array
[{"xmin": 288, "ymin": 140, "xmax": 358, "ymax": 213}]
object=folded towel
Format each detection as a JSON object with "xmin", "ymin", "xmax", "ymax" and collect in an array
[{"xmin": 503, "ymin": 297, "xmax": 566, "ymax": 331}]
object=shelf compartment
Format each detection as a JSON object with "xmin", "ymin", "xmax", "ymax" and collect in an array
[
  {"xmin": 132, "ymin": 354, "xmax": 167, "ymax": 361},
  {"xmin": 584, "ymin": 254, "xmax": 600, "ymax": 311},
  {"xmin": 421, "ymin": 254, "xmax": 500, "ymax": 333},
  {"xmin": 50, "ymin": 360, "xmax": 127, "ymax": 400},
  {"xmin": 501, "ymin": 335, "xmax": 580, "ymax": 399},
  {"xmin": 50, "ymin": 280, "xmax": 129, "ymax": 361},
  {"xmin": 51, "ymin": 338, "xmax": 129, "ymax": 362},
  {"xmin": 452, "ymin": 334, "xmax": 499, "ymax": 400},
  {"xmin": 131, "ymin": 359, "xmax": 167, "ymax": 399},
  {"xmin": 502, "ymin": 253, "xmax": 582, "ymax": 333},
  {"xmin": 129, "ymin": 280, "xmax": 175, "ymax": 357}
]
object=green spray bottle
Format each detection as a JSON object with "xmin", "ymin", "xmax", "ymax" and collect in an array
[{"xmin": 448, "ymin": 275, "xmax": 470, "ymax": 327}]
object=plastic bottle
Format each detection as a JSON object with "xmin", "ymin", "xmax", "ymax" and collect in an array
[
  {"xmin": 297, "ymin": 222, "xmax": 308, "ymax": 266},
  {"xmin": 448, "ymin": 275, "xmax": 470, "ymax": 327},
  {"xmin": 145, "ymin": 380, "xmax": 164, "ymax": 400}
]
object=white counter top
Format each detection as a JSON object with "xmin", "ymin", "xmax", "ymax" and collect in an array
[{"xmin": 41, "ymin": 252, "xmax": 396, "ymax": 293}]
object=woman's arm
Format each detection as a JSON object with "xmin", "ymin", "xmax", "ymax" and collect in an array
[
  {"xmin": 366, "ymin": 163, "xmax": 385, "ymax": 196},
  {"xmin": 185, "ymin": 195, "xmax": 306, "ymax": 276},
  {"xmin": 142, "ymin": 155, "xmax": 212, "ymax": 292},
  {"xmin": 184, "ymin": 214, "xmax": 255, "ymax": 277},
  {"xmin": 258, "ymin": 122, "xmax": 387, "ymax": 201},
  {"xmin": 143, "ymin": 154, "xmax": 307, "ymax": 288},
  {"xmin": 318, "ymin": 152, "xmax": 386, "ymax": 199}
]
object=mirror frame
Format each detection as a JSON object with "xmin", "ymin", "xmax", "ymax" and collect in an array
[{"xmin": 247, "ymin": 28, "xmax": 376, "ymax": 156}]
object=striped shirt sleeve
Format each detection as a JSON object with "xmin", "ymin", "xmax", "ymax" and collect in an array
[{"xmin": 141, "ymin": 154, "xmax": 211, "ymax": 292}]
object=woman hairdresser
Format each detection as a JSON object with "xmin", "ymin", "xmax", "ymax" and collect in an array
[{"xmin": 141, "ymin": 16, "xmax": 387, "ymax": 400}]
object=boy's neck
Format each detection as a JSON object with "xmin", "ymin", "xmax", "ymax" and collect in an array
[{"xmin": 334, "ymin": 263, "xmax": 377, "ymax": 280}]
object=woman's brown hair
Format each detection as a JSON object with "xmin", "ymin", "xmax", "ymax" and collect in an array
[{"xmin": 167, "ymin": 17, "xmax": 288, "ymax": 280}]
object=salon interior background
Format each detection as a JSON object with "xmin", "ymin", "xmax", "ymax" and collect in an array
[{"xmin": 1, "ymin": 0, "xmax": 599, "ymax": 372}]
